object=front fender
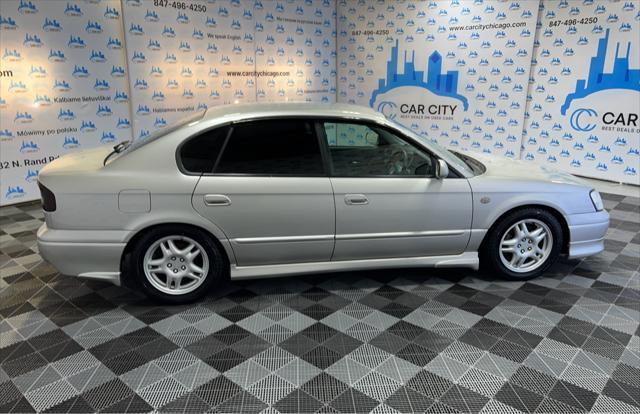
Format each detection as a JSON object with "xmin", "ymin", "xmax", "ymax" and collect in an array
[{"xmin": 473, "ymin": 192, "xmax": 571, "ymax": 231}]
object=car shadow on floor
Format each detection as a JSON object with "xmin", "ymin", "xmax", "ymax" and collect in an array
[
  {"xmin": 205, "ymin": 257, "xmax": 584, "ymax": 304},
  {"xmin": 102, "ymin": 256, "xmax": 586, "ymax": 309}
]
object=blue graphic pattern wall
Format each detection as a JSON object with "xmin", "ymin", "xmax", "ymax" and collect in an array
[
  {"xmin": 337, "ymin": 0, "xmax": 639, "ymax": 185},
  {"xmin": 254, "ymin": 0, "xmax": 336, "ymax": 104},
  {"xmin": 370, "ymin": 40, "xmax": 469, "ymax": 111},
  {"xmin": 1, "ymin": 0, "xmax": 638, "ymax": 206},
  {"xmin": 522, "ymin": 0, "xmax": 639, "ymax": 183},
  {"xmin": 337, "ymin": 0, "xmax": 540, "ymax": 161},
  {"xmin": 0, "ymin": 0, "xmax": 131, "ymax": 204},
  {"xmin": 121, "ymin": 0, "xmax": 336, "ymax": 140},
  {"xmin": 560, "ymin": 29, "xmax": 639, "ymax": 116},
  {"xmin": 1, "ymin": 0, "xmax": 336, "ymax": 205}
]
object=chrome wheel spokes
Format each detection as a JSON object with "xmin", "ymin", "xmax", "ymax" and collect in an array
[
  {"xmin": 499, "ymin": 219, "xmax": 553, "ymax": 273},
  {"xmin": 143, "ymin": 235, "xmax": 209, "ymax": 295}
]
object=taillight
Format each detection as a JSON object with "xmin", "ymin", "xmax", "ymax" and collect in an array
[{"xmin": 38, "ymin": 182, "xmax": 56, "ymax": 212}]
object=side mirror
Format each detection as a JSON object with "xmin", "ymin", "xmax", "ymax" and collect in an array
[{"xmin": 435, "ymin": 159, "xmax": 449, "ymax": 179}]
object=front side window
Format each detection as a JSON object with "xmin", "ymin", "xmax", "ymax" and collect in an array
[
  {"xmin": 215, "ymin": 119, "xmax": 324, "ymax": 175},
  {"xmin": 322, "ymin": 122, "xmax": 436, "ymax": 177}
]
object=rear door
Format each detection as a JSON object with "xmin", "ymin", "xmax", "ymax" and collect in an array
[{"xmin": 190, "ymin": 119, "xmax": 335, "ymax": 266}]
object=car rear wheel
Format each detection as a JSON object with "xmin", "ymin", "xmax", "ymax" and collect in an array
[
  {"xmin": 128, "ymin": 225, "xmax": 226, "ymax": 303},
  {"xmin": 481, "ymin": 208, "xmax": 563, "ymax": 280}
]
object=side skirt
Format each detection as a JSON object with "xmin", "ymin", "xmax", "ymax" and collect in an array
[
  {"xmin": 230, "ymin": 251, "xmax": 479, "ymax": 280},
  {"xmin": 78, "ymin": 272, "xmax": 121, "ymax": 286}
]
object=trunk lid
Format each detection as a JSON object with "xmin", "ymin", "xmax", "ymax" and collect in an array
[{"xmin": 40, "ymin": 146, "xmax": 112, "ymax": 177}]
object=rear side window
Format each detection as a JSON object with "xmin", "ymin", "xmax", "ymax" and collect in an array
[
  {"xmin": 180, "ymin": 126, "xmax": 228, "ymax": 173},
  {"xmin": 215, "ymin": 119, "xmax": 324, "ymax": 175}
]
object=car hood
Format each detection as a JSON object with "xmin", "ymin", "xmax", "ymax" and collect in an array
[{"xmin": 466, "ymin": 152, "xmax": 591, "ymax": 187}]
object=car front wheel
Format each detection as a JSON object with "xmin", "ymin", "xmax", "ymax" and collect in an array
[
  {"xmin": 482, "ymin": 208, "xmax": 563, "ymax": 280},
  {"xmin": 128, "ymin": 225, "xmax": 226, "ymax": 303}
]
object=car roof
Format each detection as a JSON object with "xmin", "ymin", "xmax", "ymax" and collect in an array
[{"xmin": 202, "ymin": 102, "xmax": 386, "ymax": 124}]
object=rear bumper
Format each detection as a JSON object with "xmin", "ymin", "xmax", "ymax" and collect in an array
[
  {"xmin": 566, "ymin": 210, "xmax": 609, "ymax": 259},
  {"xmin": 37, "ymin": 224, "xmax": 125, "ymax": 286}
]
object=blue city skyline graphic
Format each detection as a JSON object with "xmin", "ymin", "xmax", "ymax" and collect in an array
[
  {"xmin": 561, "ymin": 29, "xmax": 640, "ymax": 115},
  {"xmin": 370, "ymin": 40, "xmax": 469, "ymax": 110}
]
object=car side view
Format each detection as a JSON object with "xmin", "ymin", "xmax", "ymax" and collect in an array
[{"xmin": 37, "ymin": 103, "xmax": 610, "ymax": 303}]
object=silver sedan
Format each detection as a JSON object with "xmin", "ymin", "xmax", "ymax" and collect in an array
[{"xmin": 37, "ymin": 103, "xmax": 609, "ymax": 303}]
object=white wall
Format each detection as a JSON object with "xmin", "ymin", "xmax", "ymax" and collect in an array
[
  {"xmin": 121, "ymin": 0, "xmax": 336, "ymax": 140},
  {"xmin": 1, "ymin": 0, "xmax": 638, "ymax": 206},
  {"xmin": 0, "ymin": 0, "xmax": 336, "ymax": 205},
  {"xmin": 522, "ymin": 0, "xmax": 640, "ymax": 183},
  {"xmin": 0, "ymin": 0, "xmax": 131, "ymax": 204},
  {"xmin": 336, "ymin": 0, "xmax": 540, "ymax": 162},
  {"xmin": 335, "ymin": 0, "xmax": 639, "ymax": 185}
]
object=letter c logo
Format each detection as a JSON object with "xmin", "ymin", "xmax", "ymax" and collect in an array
[
  {"xmin": 377, "ymin": 101, "xmax": 398, "ymax": 120},
  {"xmin": 570, "ymin": 108, "xmax": 598, "ymax": 132}
]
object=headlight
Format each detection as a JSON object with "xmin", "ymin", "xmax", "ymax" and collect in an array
[{"xmin": 589, "ymin": 190, "xmax": 603, "ymax": 211}]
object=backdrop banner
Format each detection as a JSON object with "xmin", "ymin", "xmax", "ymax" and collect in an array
[
  {"xmin": 253, "ymin": 0, "xmax": 336, "ymax": 104},
  {"xmin": 336, "ymin": 0, "xmax": 541, "ymax": 160},
  {"xmin": 121, "ymin": 0, "xmax": 335, "ymax": 140},
  {"xmin": 1, "ymin": 0, "xmax": 638, "ymax": 207},
  {"xmin": 521, "ymin": 0, "xmax": 640, "ymax": 184},
  {"xmin": 0, "ymin": 0, "xmax": 131, "ymax": 205}
]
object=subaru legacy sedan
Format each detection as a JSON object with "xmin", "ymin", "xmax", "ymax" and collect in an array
[{"xmin": 37, "ymin": 103, "xmax": 609, "ymax": 303}]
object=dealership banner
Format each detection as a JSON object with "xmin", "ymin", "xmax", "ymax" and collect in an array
[
  {"xmin": 122, "ymin": 0, "xmax": 335, "ymax": 140},
  {"xmin": 336, "ymin": 0, "xmax": 540, "ymax": 159},
  {"xmin": 1, "ymin": 1, "xmax": 638, "ymax": 207},
  {"xmin": 0, "ymin": 0, "xmax": 131, "ymax": 205},
  {"xmin": 522, "ymin": 0, "xmax": 640, "ymax": 185},
  {"xmin": 121, "ymin": 0, "xmax": 254, "ymax": 140},
  {"xmin": 253, "ymin": 0, "xmax": 336, "ymax": 104}
]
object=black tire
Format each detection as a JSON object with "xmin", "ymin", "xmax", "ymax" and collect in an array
[
  {"xmin": 126, "ymin": 225, "xmax": 227, "ymax": 304},
  {"xmin": 481, "ymin": 208, "xmax": 563, "ymax": 280}
]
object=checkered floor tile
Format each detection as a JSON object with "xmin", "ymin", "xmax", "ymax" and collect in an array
[{"xmin": 1, "ymin": 193, "xmax": 639, "ymax": 413}]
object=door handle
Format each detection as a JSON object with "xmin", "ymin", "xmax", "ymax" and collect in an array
[
  {"xmin": 345, "ymin": 194, "xmax": 368, "ymax": 205},
  {"xmin": 204, "ymin": 194, "xmax": 231, "ymax": 206}
]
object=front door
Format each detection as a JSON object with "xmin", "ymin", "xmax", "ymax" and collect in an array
[
  {"xmin": 191, "ymin": 119, "xmax": 334, "ymax": 266},
  {"xmin": 320, "ymin": 121, "xmax": 473, "ymax": 261}
]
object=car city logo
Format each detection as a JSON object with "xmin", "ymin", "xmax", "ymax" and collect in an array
[
  {"xmin": 570, "ymin": 108, "xmax": 598, "ymax": 132},
  {"xmin": 369, "ymin": 40, "xmax": 468, "ymax": 112}
]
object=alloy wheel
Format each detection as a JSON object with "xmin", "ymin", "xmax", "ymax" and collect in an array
[
  {"xmin": 499, "ymin": 219, "xmax": 553, "ymax": 273},
  {"xmin": 143, "ymin": 235, "xmax": 209, "ymax": 295}
]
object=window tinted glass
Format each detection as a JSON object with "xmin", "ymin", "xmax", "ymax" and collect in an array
[
  {"xmin": 322, "ymin": 122, "xmax": 435, "ymax": 177},
  {"xmin": 180, "ymin": 126, "xmax": 228, "ymax": 173},
  {"xmin": 110, "ymin": 111, "xmax": 204, "ymax": 164},
  {"xmin": 215, "ymin": 119, "xmax": 324, "ymax": 175}
]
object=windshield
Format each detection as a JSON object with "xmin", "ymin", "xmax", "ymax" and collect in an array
[
  {"xmin": 106, "ymin": 111, "xmax": 205, "ymax": 164},
  {"xmin": 387, "ymin": 118, "xmax": 475, "ymax": 176}
]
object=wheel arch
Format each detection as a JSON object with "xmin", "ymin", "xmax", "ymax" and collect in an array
[
  {"xmin": 120, "ymin": 222, "xmax": 232, "ymax": 287},
  {"xmin": 479, "ymin": 204, "xmax": 570, "ymax": 255}
]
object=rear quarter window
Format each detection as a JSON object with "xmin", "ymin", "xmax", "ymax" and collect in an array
[{"xmin": 180, "ymin": 126, "xmax": 229, "ymax": 173}]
